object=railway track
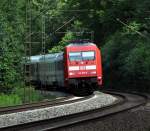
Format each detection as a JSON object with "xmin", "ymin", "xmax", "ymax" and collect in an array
[
  {"xmin": 0, "ymin": 93, "xmax": 94, "ymax": 115},
  {"xmin": 0, "ymin": 93, "xmax": 96, "ymax": 130},
  {"xmin": 1, "ymin": 91, "xmax": 146, "ymax": 131},
  {"xmin": 0, "ymin": 95, "xmax": 72, "ymax": 115}
]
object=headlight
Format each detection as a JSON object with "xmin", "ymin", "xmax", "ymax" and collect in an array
[{"xmin": 69, "ymin": 72, "xmax": 75, "ymax": 75}]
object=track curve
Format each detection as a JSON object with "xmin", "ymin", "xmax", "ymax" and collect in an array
[{"xmin": 0, "ymin": 91, "xmax": 148, "ymax": 131}]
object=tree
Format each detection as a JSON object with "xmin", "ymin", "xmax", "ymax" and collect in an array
[{"xmin": 0, "ymin": 0, "xmax": 25, "ymax": 93}]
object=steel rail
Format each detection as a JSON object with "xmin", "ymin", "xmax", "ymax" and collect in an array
[
  {"xmin": 1, "ymin": 91, "xmax": 148, "ymax": 131},
  {"xmin": 0, "ymin": 94, "xmax": 94, "ymax": 115},
  {"xmin": 43, "ymin": 92, "xmax": 147, "ymax": 131},
  {"xmin": 0, "ymin": 92, "xmax": 125, "ymax": 131},
  {"xmin": 0, "ymin": 95, "xmax": 73, "ymax": 115}
]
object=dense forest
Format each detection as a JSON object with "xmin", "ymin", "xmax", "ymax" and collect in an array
[{"xmin": 0, "ymin": 0, "xmax": 150, "ymax": 95}]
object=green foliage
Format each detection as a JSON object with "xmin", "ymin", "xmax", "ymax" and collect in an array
[
  {"xmin": 0, "ymin": 86, "xmax": 57, "ymax": 107},
  {"xmin": 123, "ymin": 21, "xmax": 142, "ymax": 35},
  {"xmin": 124, "ymin": 42, "xmax": 150, "ymax": 81},
  {"xmin": 13, "ymin": 86, "xmax": 41, "ymax": 103},
  {"xmin": 0, "ymin": 0, "xmax": 25, "ymax": 93},
  {"xmin": 102, "ymin": 30, "xmax": 150, "ymax": 89},
  {"xmin": 99, "ymin": 0, "xmax": 150, "ymax": 91},
  {"xmin": 49, "ymin": 32, "xmax": 76, "ymax": 53},
  {"xmin": 0, "ymin": 94, "xmax": 22, "ymax": 107}
]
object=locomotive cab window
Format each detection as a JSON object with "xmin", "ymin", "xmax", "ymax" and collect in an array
[
  {"xmin": 69, "ymin": 52, "xmax": 82, "ymax": 61},
  {"xmin": 82, "ymin": 51, "xmax": 95, "ymax": 60},
  {"xmin": 69, "ymin": 51, "xmax": 95, "ymax": 61}
]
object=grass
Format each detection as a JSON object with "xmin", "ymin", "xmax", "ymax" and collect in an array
[
  {"xmin": 0, "ymin": 84, "xmax": 57, "ymax": 107},
  {"xmin": 0, "ymin": 94, "xmax": 22, "ymax": 107},
  {"xmin": 14, "ymin": 86, "xmax": 57, "ymax": 103}
]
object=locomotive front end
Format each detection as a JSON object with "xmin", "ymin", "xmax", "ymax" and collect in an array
[{"xmin": 64, "ymin": 42, "xmax": 102, "ymax": 95}]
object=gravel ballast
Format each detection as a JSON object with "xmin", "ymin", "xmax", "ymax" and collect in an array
[
  {"xmin": 0, "ymin": 91, "xmax": 117, "ymax": 128},
  {"xmin": 55, "ymin": 103, "xmax": 150, "ymax": 131}
]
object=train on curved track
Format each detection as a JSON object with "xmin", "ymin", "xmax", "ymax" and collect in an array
[{"xmin": 25, "ymin": 41, "xmax": 103, "ymax": 95}]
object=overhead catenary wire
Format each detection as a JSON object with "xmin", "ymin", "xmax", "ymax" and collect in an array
[
  {"xmin": 55, "ymin": 31, "xmax": 94, "ymax": 41},
  {"xmin": 24, "ymin": 1, "xmax": 95, "ymax": 57},
  {"xmin": 116, "ymin": 18, "xmax": 148, "ymax": 39},
  {"xmin": 53, "ymin": 16, "xmax": 76, "ymax": 34},
  {"xmin": 26, "ymin": 2, "xmax": 93, "ymax": 39},
  {"xmin": 26, "ymin": 0, "xmax": 96, "ymax": 41}
]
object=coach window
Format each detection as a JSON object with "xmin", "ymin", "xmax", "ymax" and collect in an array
[
  {"xmin": 69, "ymin": 52, "xmax": 82, "ymax": 61},
  {"xmin": 82, "ymin": 51, "xmax": 95, "ymax": 60}
]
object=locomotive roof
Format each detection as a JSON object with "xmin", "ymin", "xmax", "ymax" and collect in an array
[{"xmin": 66, "ymin": 42, "xmax": 96, "ymax": 47}]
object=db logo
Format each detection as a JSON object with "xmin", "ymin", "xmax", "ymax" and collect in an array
[{"xmin": 79, "ymin": 66, "xmax": 86, "ymax": 70}]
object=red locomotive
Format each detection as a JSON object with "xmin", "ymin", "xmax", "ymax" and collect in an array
[
  {"xmin": 64, "ymin": 42, "xmax": 102, "ymax": 94},
  {"xmin": 26, "ymin": 41, "xmax": 102, "ymax": 95}
]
